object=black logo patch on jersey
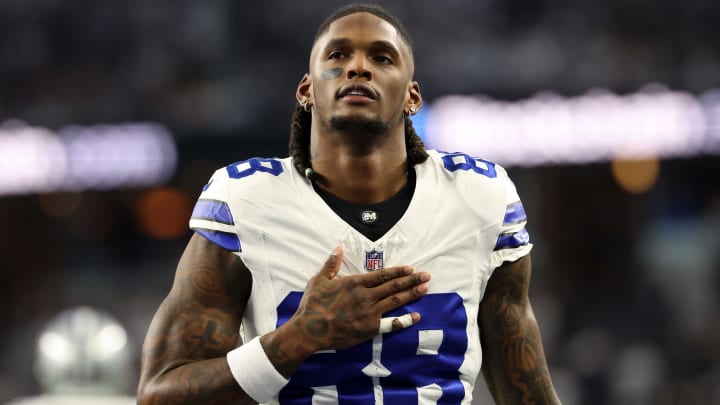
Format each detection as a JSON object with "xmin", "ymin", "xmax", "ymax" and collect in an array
[{"xmin": 360, "ymin": 210, "xmax": 377, "ymax": 224}]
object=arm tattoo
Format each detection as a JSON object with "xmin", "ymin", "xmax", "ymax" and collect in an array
[
  {"xmin": 138, "ymin": 234, "xmax": 254, "ymax": 404},
  {"xmin": 481, "ymin": 256, "xmax": 560, "ymax": 405}
]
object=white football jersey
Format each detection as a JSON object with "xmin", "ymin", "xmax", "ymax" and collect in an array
[{"xmin": 189, "ymin": 150, "xmax": 532, "ymax": 405}]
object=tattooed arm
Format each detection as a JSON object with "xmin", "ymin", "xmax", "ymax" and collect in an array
[
  {"xmin": 138, "ymin": 233, "xmax": 254, "ymax": 404},
  {"xmin": 479, "ymin": 254, "xmax": 561, "ymax": 405},
  {"xmin": 138, "ymin": 235, "xmax": 430, "ymax": 404}
]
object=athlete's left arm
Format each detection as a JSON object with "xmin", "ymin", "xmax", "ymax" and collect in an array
[{"xmin": 479, "ymin": 253, "xmax": 561, "ymax": 405}]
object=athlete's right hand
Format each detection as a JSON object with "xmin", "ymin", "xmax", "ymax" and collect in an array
[{"xmin": 291, "ymin": 246, "xmax": 430, "ymax": 351}]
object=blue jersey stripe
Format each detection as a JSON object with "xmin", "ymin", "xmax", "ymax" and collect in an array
[
  {"xmin": 503, "ymin": 201, "xmax": 527, "ymax": 225},
  {"xmin": 494, "ymin": 227, "xmax": 529, "ymax": 251},
  {"xmin": 194, "ymin": 228, "xmax": 241, "ymax": 252},
  {"xmin": 191, "ymin": 199, "xmax": 234, "ymax": 225}
]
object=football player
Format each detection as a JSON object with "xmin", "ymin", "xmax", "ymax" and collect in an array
[{"xmin": 138, "ymin": 4, "xmax": 561, "ymax": 404}]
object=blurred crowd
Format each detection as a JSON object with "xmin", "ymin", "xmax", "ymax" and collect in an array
[
  {"xmin": 2, "ymin": 0, "xmax": 719, "ymax": 137},
  {"xmin": 1, "ymin": 1, "xmax": 719, "ymax": 404}
]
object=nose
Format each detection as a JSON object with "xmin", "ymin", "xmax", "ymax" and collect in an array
[{"xmin": 346, "ymin": 54, "xmax": 372, "ymax": 80}]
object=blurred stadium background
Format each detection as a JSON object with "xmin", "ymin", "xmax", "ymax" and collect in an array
[{"xmin": 1, "ymin": 0, "xmax": 719, "ymax": 403}]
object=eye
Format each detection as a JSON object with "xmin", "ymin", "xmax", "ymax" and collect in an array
[
  {"xmin": 373, "ymin": 55, "xmax": 393, "ymax": 64},
  {"xmin": 328, "ymin": 51, "xmax": 345, "ymax": 60}
]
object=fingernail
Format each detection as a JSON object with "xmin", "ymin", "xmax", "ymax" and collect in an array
[
  {"xmin": 331, "ymin": 246, "xmax": 341, "ymax": 256},
  {"xmin": 418, "ymin": 283, "xmax": 429, "ymax": 293},
  {"xmin": 419, "ymin": 272, "xmax": 430, "ymax": 282}
]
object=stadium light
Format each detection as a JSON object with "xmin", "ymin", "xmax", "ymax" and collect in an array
[
  {"xmin": 0, "ymin": 121, "xmax": 177, "ymax": 196},
  {"xmin": 419, "ymin": 85, "xmax": 719, "ymax": 166}
]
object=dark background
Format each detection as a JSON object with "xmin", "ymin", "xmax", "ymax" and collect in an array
[{"xmin": 1, "ymin": 1, "xmax": 719, "ymax": 404}]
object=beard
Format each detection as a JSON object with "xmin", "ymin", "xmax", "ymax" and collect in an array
[{"xmin": 329, "ymin": 113, "xmax": 389, "ymax": 137}]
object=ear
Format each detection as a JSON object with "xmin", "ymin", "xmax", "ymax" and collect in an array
[
  {"xmin": 296, "ymin": 73, "xmax": 313, "ymax": 107},
  {"xmin": 406, "ymin": 81, "xmax": 423, "ymax": 115}
]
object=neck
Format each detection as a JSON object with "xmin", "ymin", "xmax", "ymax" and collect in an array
[{"xmin": 309, "ymin": 123, "xmax": 408, "ymax": 204}]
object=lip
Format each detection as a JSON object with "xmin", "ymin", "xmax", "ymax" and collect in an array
[{"xmin": 336, "ymin": 83, "xmax": 378, "ymax": 102}]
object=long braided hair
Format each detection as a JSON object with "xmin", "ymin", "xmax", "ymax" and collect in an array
[{"xmin": 289, "ymin": 3, "xmax": 429, "ymax": 177}]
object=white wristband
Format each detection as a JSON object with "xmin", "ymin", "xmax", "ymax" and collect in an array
[{"xmin": 226, "ymin": 336, "xmax": 289, "ymax": 403}]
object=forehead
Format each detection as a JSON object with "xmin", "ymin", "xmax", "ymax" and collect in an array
[{"xmin": 312, "ymin": 12, "xmax": 409, "ymax": 58}]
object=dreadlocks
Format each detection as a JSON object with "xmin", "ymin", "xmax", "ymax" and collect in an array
[{"xmin": 289, "ymin": 3, "xmax": 429, "ymax": 177}]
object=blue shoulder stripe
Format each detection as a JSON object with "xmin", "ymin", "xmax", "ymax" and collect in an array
[
  {"xmin": 503, "ymin": 201, "xmax": 527, "ymax": 225},
  {"xmin": 191, "ymin": 199, "xmax": 234, "ymax": 225},
  {"xmin": 194, "ymin": 228, "xmax": 241, "ymax": 252},
  {"xmin": 494, "ymin": 227, "xmax": 529, "ymax": 251}
]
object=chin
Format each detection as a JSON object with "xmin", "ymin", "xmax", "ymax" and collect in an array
[{"xmin": 329, "ymin": 113, "xmax": 389, "ymax": 136}]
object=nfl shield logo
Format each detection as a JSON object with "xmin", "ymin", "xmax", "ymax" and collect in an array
[{"xmin": 364, "ymin": 249, "xmax": 384, "ymax": 271}]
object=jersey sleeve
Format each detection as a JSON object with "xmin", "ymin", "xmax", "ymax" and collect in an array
[
  {"xmin": 488, "ymin": 166, "xmax": 532, "ymax": 269},
  {"xmin": 188, "ymin": 168, "xmax": 241, "ymax": 252}
]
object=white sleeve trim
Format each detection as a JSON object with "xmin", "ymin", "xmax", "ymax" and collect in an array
[
  {"xmin": 490, "ymin": 243, "xmax": 533, "ymax": 270},
  {"xmin": 189, "ymin": 218, "xmax": 236, "ymax": 234}
]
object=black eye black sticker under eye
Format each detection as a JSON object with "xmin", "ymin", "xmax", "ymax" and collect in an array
[{"xmin": 320, "ymin": 67, "xmax": 343, "ymax": 80}]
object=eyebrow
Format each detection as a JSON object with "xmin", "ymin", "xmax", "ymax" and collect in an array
[
  {"xmin": 324, "ymin": 37, "xmax": 352, "ymax": 50},
  {"xmin": 370, "ymin": 40, "xmax": 401, "ymax": 58},
  {"xmin": 323, "ymin": 37, "xmax": 401, "ymax": 59}
]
